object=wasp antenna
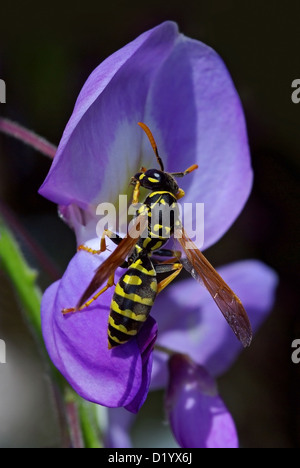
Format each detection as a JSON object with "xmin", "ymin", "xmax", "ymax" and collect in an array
[
  {"xmin": 138, "ymin": 122, "xmax": 164, "ymax": 172},
  {"xmin": 184, "ymin": 164, "xmax": 198, "ymax": 175}
]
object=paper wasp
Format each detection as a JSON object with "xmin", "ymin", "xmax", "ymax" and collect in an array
[{"xmin": 62, "ymin": 122, "xmax": 252, "ymax": 349}]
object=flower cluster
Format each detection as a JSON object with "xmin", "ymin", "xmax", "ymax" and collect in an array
[{"xmin": 39, "ymin": 22, "xmax": 278, "ymax": 447}]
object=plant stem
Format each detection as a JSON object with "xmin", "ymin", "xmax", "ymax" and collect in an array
[
  {"xmin": 0, "ymin": 217, "xmax": 42, "ymax": 339},
  {"xmin": 0, "ymin": 117, "xmax": 56, "ymax": 159},
  {"xmin": 0, "ymin": 218, "xmax": 103, "ymax": 448}
]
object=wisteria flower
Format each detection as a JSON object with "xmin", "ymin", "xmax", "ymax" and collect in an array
[
  {"xmin": 153, "ymin": 260, "xmax": 277, "ymax": 448},
  {"xmin": 166, "ymin": 354, "xmax": 239, "ymax": 449},
  {"xmin": 38, "ymin": 21, "xmax": 278, "ymax": 446},
  {"xmin": 104, "ymin": 260, "xmax": 277, "ymax": 448}
]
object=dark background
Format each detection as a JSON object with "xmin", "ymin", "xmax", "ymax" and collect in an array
[{"xmin": 0, "ymin": 0, "xmax": 299, "ymax": 448}]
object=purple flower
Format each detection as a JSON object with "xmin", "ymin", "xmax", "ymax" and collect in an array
[
  {"xmin": 39, "ymin": 21, "xmax": 278, "ymax": 446},
  {"xmin": 151, "ymin": 260, "xmax": 278, "ymax": 388},
  {"xmin": 39, "ymin": 21, "xmax": 252, "ymax": 249},
  {"xmin": 154, "ymin": 260, "xmax": 278, "ymax": 448},
  {"xmin": 42, "ymin": 247, "xmax": 157, "ymax": 410},
  {"xmin": 166, "ymin": 354, "xmax": 238, "ymax": 448},
  {"xmin": 103, "ymin": 260, "xmax": 277, "ymax": 448}
]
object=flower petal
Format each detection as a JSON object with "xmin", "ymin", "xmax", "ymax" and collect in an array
[
  {"xmin": 151, "ymin": 260, "xmax": 278, "ymax": 388},
  {"xmin": 166, "ymin": 354, "xmax": 238, "ymax": 448},
  {"xmin": 40, "ymin": 21, "xmax": 251, "ymax": 252},
  {"xmin": 41, "ymin": 241, "xmax": 157, "ymax": 409},
  {"xmin": 125, "ymin": 316, "xmax": 157, "ymax": 413},
  {"xmin": 39, "ymin": 21, "xmax": 179, "ymax": 209},
  {"xmin": 145, "ymin": 37, "xmax": 252, "ymax": 249}
]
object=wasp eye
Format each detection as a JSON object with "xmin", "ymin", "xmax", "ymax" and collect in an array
[
  {"xmin": 146, "ymin": 170, "xmax": 162, "ymax": 183},
  {"xmin": 152, "ymin": 172, "xmax": 162, "ymax": 180}
]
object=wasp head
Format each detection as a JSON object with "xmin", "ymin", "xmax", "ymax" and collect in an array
[{"xmin": 133, "ymin": 169, "xmax": 184, "ymax": 199}]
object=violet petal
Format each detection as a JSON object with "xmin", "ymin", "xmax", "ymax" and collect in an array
[
  {"xmin": 166, "ymin": 354, "xmax": 238, "ymax": 448},
  {"xmin": 41, "ymin": 242, "xmax": 157, "ymax": 409},
  {"xmin": 151, "ymin": 260, "xmax": 278, "ymax": 389}
]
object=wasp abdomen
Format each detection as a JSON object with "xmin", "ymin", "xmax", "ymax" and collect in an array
[{"xmin": 108, "ymin": 257, "xmax": 157, "ymax": 348}]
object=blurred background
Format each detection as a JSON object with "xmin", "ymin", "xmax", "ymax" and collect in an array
[{"xmin": 0, "ymin": 0, "xmax": 299, "ymax": 448}]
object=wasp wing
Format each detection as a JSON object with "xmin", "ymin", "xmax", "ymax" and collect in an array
[
  {"xmin": 76, "ymin": 214, "xmax": 148, "ymax": 309},
  {"xmin": 175, "ymin": 225, "xmax": 252, "ymax": 348}
]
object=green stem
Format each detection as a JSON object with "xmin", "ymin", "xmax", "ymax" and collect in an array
[
  {"xmin": 0, "ymin": 217, "xmax": 103, "ymax": 448},
  {"xmin": 0, "ymin": 217, "xmax": 42, "ymax": 340},
  {"xmin": 77, "ymin": 399, "xmax": 103, "ymax": 448}
]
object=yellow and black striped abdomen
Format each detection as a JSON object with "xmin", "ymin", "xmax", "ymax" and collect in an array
[{"xmin": 108, "ymin": 257, "xmax": 157, "ymax": 348}]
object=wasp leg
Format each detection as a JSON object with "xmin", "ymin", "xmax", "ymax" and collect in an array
[
  {"xmin": 132, "ymin": 181, "xmax": 141, "ymax": 205},
  {"xmin": 78, "ymin": 230, "xmax": 123, "ymax": 255},
  {"xmin": 132, "ymin": 167, "xmax": 147, "ymax": 205},
  {"xmin": 62, "ymin": 273, "xmax": 115, "ymax": 315},
  {"xmin": 155, "ymin": 262, "xmax": 183, "ymax": 294}
]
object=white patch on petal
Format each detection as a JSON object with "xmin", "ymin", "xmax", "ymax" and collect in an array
[
  {"xmin": 185, "ymin": 396, "xmax": 196, "ymax": 411},
  {"xmin": 185, "ymin": 381, "xmax": 197, "ymax": 391},
  {"xmin": 94, "ymin": 118, "xmax": 153, "ymax": 207}
]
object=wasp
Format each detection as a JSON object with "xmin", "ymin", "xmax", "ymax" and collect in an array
[{"xmin": 62, "ymin": 122, "xmax": 252, "ymax": 349}]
